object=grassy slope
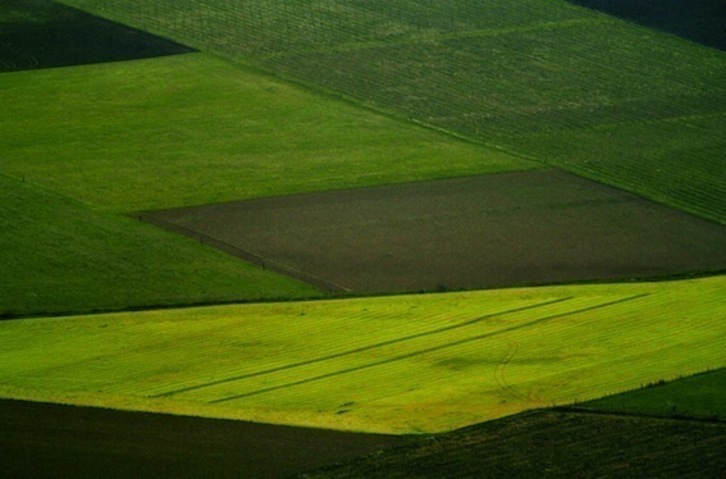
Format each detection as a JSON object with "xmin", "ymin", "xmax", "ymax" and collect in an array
[
  {"xmin": 57, "ymin": 0, "xmax": 726, "ymax": 222},
  {"xmin": 582, "ymin": 368, "xmax": 726, "ymax": 419},
  {"xmin": 0, "ymin": 52, "xmax": 532, "ymax": 212},
  {"xmin": 0, "ymin": 174, "xmax": 319, "ymax": 317},
  {"xmin": 0, "ymin": 276, "xmax": 723, "ymax": 434},
  {"xmin": 302, "ymin": 411, "xmax": 726, "ymax": 478}
]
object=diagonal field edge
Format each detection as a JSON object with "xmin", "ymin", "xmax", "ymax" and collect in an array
[
  {"xmin": 136, "ymin": 212, "xmax": 350, "ymax": 293},
  {"xmin": 150, "ymin": 297, "xmax": 572, "ymax": 398},
  {"xmin": 208, "ymin": 293, "xmax": 650, "ymax": 404}
]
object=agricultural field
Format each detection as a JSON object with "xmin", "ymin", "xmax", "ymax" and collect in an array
[
  {"xmin": 302, "ymin": 410, "xmax": 726, "ymax": 478},
  {"xmin": 567, "ymin": 0, "xmax": 726, "ymax": 51},
  {"xmin": 582, "ymin": 368, "xmax": 726, "ymax": 420},
  {"xmin": 1, "ymin": 276, "xmax": 723, "ymax": 434},
  {"xmin": 0, "ymin": 0, "xmax": 193, "ymax": 72},
  {"xmin": 0, "ymin": 399, "xmax": 406, "ymax": 479},
  {"xmin": 143, "ymin": 169, "xmax": 726, "ymax": 294},
  {"xmin": 57, "ymin": 0, "xmax": 726, "ymax": 223},
  {"xmin": 0, "ymin": 52, "xmax": 530, "ymax": 213},
  {"xmin": 0, "ymin": 174, "xmax": 319, "ymax": 318},
  {"xmin": 0, "ymin": 0, "xmax": 534, "ymax": 317},
  {"xmin": 2, "ymin": 1, "xmax": 725, "ymax": 476}
]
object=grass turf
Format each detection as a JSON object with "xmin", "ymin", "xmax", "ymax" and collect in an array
[
  {"xmin": 0, "ymin": 174, "xmax": 319, "ymax": 317},
  {"xmin": 1, "ymin": 276, "xmax": 723, "ymax": 434},
  {"xmin": 581, "ymin": 368, "xmax": 726, "ymax": 420},
  {"xmin": 56, "ymin": 0, "xmax": 726, "ymax": 222},
  {"xmin": 0, "ymin": 52, "xmax": 533, "ymax": 212}
]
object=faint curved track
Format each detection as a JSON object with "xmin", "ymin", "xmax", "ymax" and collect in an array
[{"xmin": 206, "ymin": 294, "xmax": 649, "ymax": 404}]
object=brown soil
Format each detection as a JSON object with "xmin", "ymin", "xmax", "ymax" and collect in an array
[
  {"xmin": 302, "ymin": 410, "xmax": 726, "ymax": 478},
  {"xmin": 0, "ymin": 399, "xmax": 407, "ymax": 479},
  {"xmin": 140, "ymin": 170, "xmax": 726, "ymax": 294}
]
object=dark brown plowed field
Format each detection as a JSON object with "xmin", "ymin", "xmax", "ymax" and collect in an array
[
  {"xmin": 302, "ymin": 410, "xmax": 726, "ymax": 478},
  {"xmin": 141, "ymin": 170, "xmax": 726, "ymax": 294},
  {"xmin": 0, "ymin": 399, "xmax": 406, "ymax": 479},
  {"xmin": 0, "ymin": 0, "xmax": 194, "ymax": 73}
]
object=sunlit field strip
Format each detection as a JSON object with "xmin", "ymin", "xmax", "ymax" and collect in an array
[
  {"xmin": 0, "ymin": 276, "xmax": 723, "ymax": 433},
  {"xmin": 193, "ymin": 295, "xmax": 636, "ymax": 405}
]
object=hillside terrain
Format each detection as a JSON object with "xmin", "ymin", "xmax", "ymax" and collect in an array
[{"xmin": 1, "ymin": 1, "xmax": 724, "ymax": 477}]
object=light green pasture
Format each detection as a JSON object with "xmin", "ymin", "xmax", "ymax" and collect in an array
[
  {"xmin": 0, "ymin": 52, "xmax": 531, "ymax": 212},
  {"xmin": 1, "ymin": 276, "xmax": 723, "ymax": 434}
]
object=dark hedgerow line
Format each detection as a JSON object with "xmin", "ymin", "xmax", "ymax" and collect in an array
[
  {"xmin": 150, "ymin": 297, "xmax": 572, "ymax": 398},
  {"xmin": 207, "ymin": 294, "xmax": 650, "ymax": 404}
]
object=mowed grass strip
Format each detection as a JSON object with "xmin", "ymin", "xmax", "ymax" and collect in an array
[
  {"xmin": 58, "ymin": 0, "xmax": 726, "ymax": 222},
  {"xmin": 0, "ymin": 52, "xmax": 532, "ymax": 212},
  {"xmin": 0, "ymin": 276, "xmax": 723, "ymax": 434},
  {"xmin": 0, "ymin": 174, "xmax": 319, "ymax": 317}
]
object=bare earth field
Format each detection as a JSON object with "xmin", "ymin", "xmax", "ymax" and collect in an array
[
  {"xmin": 141, "ymin": 170, "xmax": 726, "ymax": 294},
  {"xmin": 0, "ymin": 399, "xmax": 406, "ymax": 479}
]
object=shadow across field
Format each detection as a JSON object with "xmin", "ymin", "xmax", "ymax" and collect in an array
[
  {"xmin": 568, "ymin": 0, "xmax": 726, "ymax": 50},
  {"xmin": 140, "ymin": 170, "xmax": 726, "ymax": 294},
  {"xmin": 0, "ymin": 399, "xmax": 406, "ymax": 479},
  {"xmin": 0, "ymin": 0, "xmax": 194, "ymax": 72},
  {"xmin": 303, "ymin": 410, "xmax": 726, "ymax": 478}
]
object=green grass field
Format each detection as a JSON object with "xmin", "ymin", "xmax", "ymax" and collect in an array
[
  {"xmin": 2, "ymin": 0, "xmax": 724, "ymax": 451},
  {"xmin": 57, "ymin": 0, "xmax": 726, "ymax": 222},
  {"xmin": 582, "ymin": 368, "xmax": 726, "ymax": 420},
  {"xmin": 1, "ymin": 276, "xmax": 723, "ymax": 433},
  {"xmin": 0, "ymin": 174, "xmax": 319, "ymax": 317},
  {"xmin": 0, "ymin": 49, "xmax": 532, "ymax": 316},
  {"xmin": 0, "ymin": 52, "xmax": 531, "ymax": 212}
]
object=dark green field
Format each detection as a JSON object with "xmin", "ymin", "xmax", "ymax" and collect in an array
[
  {"xmin": 58, "ymin": 0, "xmax": 726, "ymax": 223},
  {"xmin": 0, "ymin": 399, "xmax": 406, "ymax": 479},
  {"xmin": 302, "ymin": 410, "xmax": 726, "ymax": 478},
  {"xmin": 0, "ymin": 0, "xmax": 193, "ymax": 72},
  {"xmin": 567, "ymin": 0, "xmax": 726, "ymax": 50},
  {"xmin": 582, "ymin": 368, "xmax": 726, "ymax": 420}
]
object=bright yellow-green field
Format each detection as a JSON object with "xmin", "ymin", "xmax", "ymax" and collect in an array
[{"xmin": 1, "ymin": 276, "xmax": 723, "ymax": 434}]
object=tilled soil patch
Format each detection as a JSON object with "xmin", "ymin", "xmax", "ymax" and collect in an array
[
  {"xmin": 0, "ymin": 399, "xmax": 407, "ymax": 479},
  {"xmin": 140, "ymin": 170, "xmax": 726, "ymax": 294}
]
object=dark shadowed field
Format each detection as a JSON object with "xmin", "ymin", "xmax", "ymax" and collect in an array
[
  {"xmin": 302, "ymin": 410, "xmax": 726, "ymax": 478},
  {"xmin": 568, "ymin": 0, "xmax": 726, "ymax": 51},
  {"xmin": 0, "ymin": 399, "xmax": 407, "ymax": 479},
  {"xmin": 0, "ymin": 0, "xmax": 193, "ymax": 72},
  {"xmin": 141, "ymin": 170, "xmax": 726, "ymax": 294}
]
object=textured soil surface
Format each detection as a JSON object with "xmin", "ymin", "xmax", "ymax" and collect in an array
[
  {"xmin": 0, "ymin": 0, "xmax": 194, "ymax": 72},
  {"xmin": 141, "ymin": 170, "xmax": 726, "ymax": 294},
  {"xmin": 0, "ymin": 399, "xmax": 407, "ymax": 479},
  {"xmin": 302, "ymin": 410, "xmax": 726, "ymax": 478}
]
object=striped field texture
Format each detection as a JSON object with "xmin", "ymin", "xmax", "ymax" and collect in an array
[
  {"xmin": 1, "ymin": 276, "xmax": 723, "ymax": 433},
  {"xmin": 57, "ymin": 0, "xmax": 726, "ymax": 222}
]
